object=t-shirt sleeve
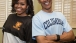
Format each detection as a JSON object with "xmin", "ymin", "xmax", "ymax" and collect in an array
[
  {"xmin": 62, "ymin": 14, "xmax": 72, "ymax": 32},
  {"xmin": 32, "ymin": 16, "xmax": 46, "ymax": 39},
  {"xmin": 2, "ymin": 14, "xmax": 11, "ymax": 33},
  {"xmin": 2, "ymin": 21, "xmax": 7, "ymax": 33}
]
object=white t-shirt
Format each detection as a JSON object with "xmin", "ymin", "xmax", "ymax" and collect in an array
[{"xmin": 32, "ymin": 10, "xmax": 72, "ymax": 39}]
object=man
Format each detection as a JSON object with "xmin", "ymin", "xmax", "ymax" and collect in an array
[{"xmin": 32, "ymin": 0, "xmax": 75, "ymax": 43}]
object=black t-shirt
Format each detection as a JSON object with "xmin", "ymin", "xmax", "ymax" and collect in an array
[{"xmin": 3, "ymin": 14, "xmax": 32, "ymax": 42}]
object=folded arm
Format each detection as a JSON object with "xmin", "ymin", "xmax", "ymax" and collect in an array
[
  {"xmin": 46, "ymin": 30, "xmax": 75, "ymax": 42},
  {"xmin": 36, "ymin": 35, "xmax": 61, "ymax": 43}
]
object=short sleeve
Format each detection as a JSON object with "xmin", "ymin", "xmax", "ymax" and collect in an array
[
  {"xmin": 32, "ymin": 16, "xmax": 46, "ymax": 39},
  {"xmin": 2, "ymin": 14, "xmax": 11, "ymax": 33},
  {"xmin": 62, "ymin": 15, "xmax": 72, "ymax": 32}
]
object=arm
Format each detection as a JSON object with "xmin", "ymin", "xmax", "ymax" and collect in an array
[
  {"xmin": 36, "ymin": 36, "xmax": 61, "ymax": 43},
  {"xmin": 32, "ymin": 16, "xmax": 60, "ymax": 43},
  {"xmin": 60, "ymin": 13, "xmax": 75, "ymax": 42},
  {"xmin": 36, "ymin": 36, "xmax": 50, "ymax": 43},
  {"xmin": 61, "ymin": 13, "xmax": 75, "ymax": 42},
  {"xmin": 46, "ymin": 30, "xmax": 75, "ymax": 42},
  {"xmin": 60, "ymin": 30, "xmax": 75, "ymax": 42}
]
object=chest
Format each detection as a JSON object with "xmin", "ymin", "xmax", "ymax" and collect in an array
[{"xmin": 40, "ymin": 15, "xmax": 64, "ymax": 35}]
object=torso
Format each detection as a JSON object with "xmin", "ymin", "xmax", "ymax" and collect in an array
[
  {"xmin": 3, "ymin": 14, "xmax": 32, "ymax": 42},
  {"xmin": 36, "ymin": 10, "xmax": 64, "ymax": 35}
]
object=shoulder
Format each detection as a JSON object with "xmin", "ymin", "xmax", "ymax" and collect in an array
[
  {"xmin": 34, "ymin": 10, "xmax": 43, "ymax": 17},
  {"xmin": 54, "ymin": 11, "xmax": 67, "ymax": 21},
  {"xmin": 7, "ymin": 13, "xmax": 16, "ymax": 18},
  {"xmin": 53, "ymin": 11, "xmax": 63, "ymax": 15},
  {"xmin": 33, "ymin": 10, "xmax": 43, "ymax": 19},
  {"xmin": 6, "ymin": 14, "xmax": 16, "ymax": 20},
  {"xmin": 8, "ymin": 13, "xmax": 16, "ymax": 16},
  {"xmin": 53, "ymin": 11, "xmax": 65, "ymax": 17}
]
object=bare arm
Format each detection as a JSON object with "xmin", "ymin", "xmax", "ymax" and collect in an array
[
  {"xmin": 36, "ymin": 36, "xmax": 50, "ymax": 43},
  {"xmin": 60, "ymin": 30, "xmax": 75, "ymax": 42},
  {"xmin": 46, "ymin": 30, "xmax": 75, "ymax": 42},
  {"xmin": 36, "ymin": 36, "xmax": 61, "ymax": 43}
]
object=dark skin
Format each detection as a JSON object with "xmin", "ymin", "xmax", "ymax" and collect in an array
[
  {"xmin": 36, "ymin": 0, "xmax": 75, "ymax": 43},
  {"xmin": 2, "ymin": 0, "xmax": 29, "ymax": 43},
  {"xmin": 14, "ymin": 0, "xmax": 28, "ymax": 17}
]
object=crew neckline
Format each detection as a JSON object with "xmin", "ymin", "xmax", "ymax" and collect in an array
[
  {"xmin": 41, "ymin": 10, "xmax": 54, "ymax": 14},
  {"xmin": 15, "ymin": 13, "xmax": 29, "ymax": 18}
]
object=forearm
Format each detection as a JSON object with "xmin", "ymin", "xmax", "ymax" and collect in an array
[
  {"xmin": 36, "ymin": 36, "xmax": 61, "ymax": 43},
  {"xmin": 46, "ymin": 30, "xmax": 75, "ymax": 42},
  {"xmin": 46, "ymin": 35, "xmax": 62, "ymax": 43},
  {"xmin": 36, "ymin": 36, "xmax": 51, "ymax": 43},
  {"xmin": 60, "ymin": 30, "xmax": 75, "ymax": 42}
]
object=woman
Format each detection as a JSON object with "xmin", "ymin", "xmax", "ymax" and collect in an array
[{"xmin": 2, "ymin": 0, "xmax": 34, "ymax": 43}]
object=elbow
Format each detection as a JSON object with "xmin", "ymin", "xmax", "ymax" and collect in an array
[
  {"xmin": 70, "ymin": 30, "xmax": 75, "ymax": 41},
  {"xmin": 70, "ymin": 33, "xmax": 75, "ymax": 41},
  {"xmin": 72, "ymin": 32, "xmax": 75, "ymax": 41},
  {"xmin": 71, "ymin": 35, "xmax": 75, "ymax": 41}
]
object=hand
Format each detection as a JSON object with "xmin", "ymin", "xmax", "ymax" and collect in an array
[{"xmin": 46, "ymin": 35, "xmax": 57, "ymax": 41}]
